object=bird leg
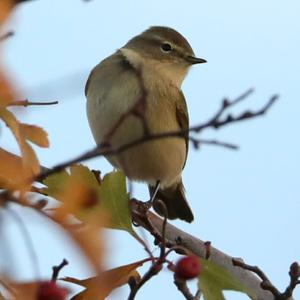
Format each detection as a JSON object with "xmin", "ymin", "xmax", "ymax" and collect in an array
[{"xmin": 145, "ymin": 181, "xmax": 160, "ymax": 209}]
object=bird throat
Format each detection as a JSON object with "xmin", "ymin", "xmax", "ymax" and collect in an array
[{"xmin": 120, "ymin": 48, "xmax": 187, "ymax": 90}]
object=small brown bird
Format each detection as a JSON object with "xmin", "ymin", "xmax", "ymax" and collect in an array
[{"xmin": 85, "ymin": 26, "xmax": 206, "ymax": 222}]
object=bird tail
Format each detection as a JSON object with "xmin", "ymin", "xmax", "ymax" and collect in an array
[{"xmin": 149, "ymin": 180, "xmax": 194, "ymax": 223}]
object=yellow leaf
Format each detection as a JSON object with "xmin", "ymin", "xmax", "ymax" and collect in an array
[
  {"xmin": 20, "ymin": 123, "xmax": 49, "ymax": 148},
  {"xmin": 63, "ymin": 260, "xmax": 145, "ymax": 300}
]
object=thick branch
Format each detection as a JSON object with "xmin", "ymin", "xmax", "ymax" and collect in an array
[{"xmin": 131, "ymin": 204, "xmax": 278, "ymax": 300}]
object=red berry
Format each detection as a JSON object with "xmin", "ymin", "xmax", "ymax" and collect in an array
[
  {"xmin": 37, "ymin": 281, "xmax": 68, "ymax": 300},
  {"xmin": 175, "ymin": 255, "xmax": 201, "ymax": 280}
]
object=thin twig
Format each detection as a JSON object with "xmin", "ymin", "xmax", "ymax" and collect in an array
[
  {"xmin": 127, "ymin": 200, "xmax": 168, "ymax": 300},
  {"xmin": 232, "ymin": 258, "xmax": 300, "ymax": 300},
  {"xmin": 36, "ymin": 93, "xmax": 278, "ymax": 182},
  {"xmin": 0, "ymin": 31, "xmax": 14, "ymax": 42},
  {"xmin": 190, "ymin": 137, "xmax": 239, "ymax": 150},
  {"xmin": 174, "ymin": 274, "xmax": 197, "ymax": 300},
  {"xmin": 9, "ymin": 100, "xmax": 59, "ymax": 107},
  {"xmin": 52, "ymin": 259, "xmax": 69, "ymax": 281},
  {"xmin": 127, "ymin": 260, "xmax": 163, "ymax": 300},
  {"xmin": 282, "ymin": 262, "xmax": 300, "ymax": 298}
]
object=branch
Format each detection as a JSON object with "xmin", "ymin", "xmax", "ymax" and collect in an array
[
  {"xmin": 14, "ymin": 0, "xmax": 36, "ymax": 4},
  {"xmin": 174, "ymin": 274, "xmax": 200, "ymax": 300},
  {"xmin": 0, "ymin": 31, "xmax": 14, "ymax": 42},
  {"xmin": 8, "ymin": 100, "xmax": 59, "ymax": 107},
  {"xmin": 233, "ymin": 259, "xmax": 299, "ymax": 300},
  {"xmin": 52, "ymin": 259, "xmax": 69, "ymax": 281},
  {"xmin": 130, "ymin": 200, "xmax": 278, "ymax": 300},
  {"xmin": 36, "ymin": 91, "xmax": 278, "ymax": 182}
]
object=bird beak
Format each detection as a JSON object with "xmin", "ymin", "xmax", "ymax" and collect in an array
[{"xmin": 186, "ymin": 55, "xmax": 207, "ymax": 65}]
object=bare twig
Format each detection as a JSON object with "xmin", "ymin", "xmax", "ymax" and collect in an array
[
  {"xmin": 232, "ymin": 259, "xmax": 280, "ymax": 297},
  {"xmin": 174, "ymin": 274, "xmax": 197, "ymax": 300},
  {"xmin": 15, "ymin": 0, "xmax": 36, "ymax": 4},
  {"xmin": 190, "ymin": 137, "xmax": 239, "ymax": 150},
  {"xmin": 36, "ymin": 92, "xmax": 278, "ymax": 182},
  {"xmin": 9, "ymin": 100, "xmax": 58, "ymax": 107},
  {"xmin": 127, "ymin": 260, "xmax": 163, "ymax": 300},
  {"xmin": 52, "ymin": 259, "xmax": 69, "ymax": 282},
  {"xmin": 127, "ymin": 201, "xmax": 169, "ymax": 300},
  {"xmin": 233, "ymin": 259, "xmax": 300, "ymax": 300},
  {"xmin": 284, "ymin": 262, "xmax": 300, "ymax": 299},
  {"xmin": 131, "ymin": 203, "xmax": 276, "ymax": 300},
  {"xmin": 0, "ymin": 31, "xmax": 14, "ymax": 42}
]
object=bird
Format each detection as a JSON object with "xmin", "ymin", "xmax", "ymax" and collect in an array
[{"xmin": 85, "ymin": 26, "xmax": 206, "ymax": 222}]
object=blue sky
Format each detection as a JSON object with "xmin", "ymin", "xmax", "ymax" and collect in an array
[{"xmin": 1, "ymin": 0, "xmax": 300, "ymax": 299}]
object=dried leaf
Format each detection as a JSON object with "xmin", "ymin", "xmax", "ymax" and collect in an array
[
  {"xmin": 68, "ymin": 224, "xmax": 105, "ymax": 273},
  {"xmin": 0, "ymin": 70, "xmax": 15, "ymax": 107},
  {"xmin": 0, "ymin": 108, "xmax": 41, "ymax": 177},
  {"xmin": 0, "ymin": 147, "xmax": 24, "ymax": 189},
  {"xmin": 42, "ymin": 168, "xmax": 137, "ymax": 273},
  {"xmin": 63, "ymin": 260, "xmax": 145, "ymax": 300},
  {"xmin": 8, "ymin": 281, "xmax": 38, "ymax": 300},
  {"xmin": 198, "ymin": 259, "xmax": 255, "ymax": 300},
  {"xmin": 20, "ymin": 123, "xmax": 49, "ymax": 148},
  {"xmin": 43, "ymin": 168, "xmax": 135, "ymax": 234},
  {"xmin": 43, "ymin": 165, "xmax": 105, "ymax": 272}
]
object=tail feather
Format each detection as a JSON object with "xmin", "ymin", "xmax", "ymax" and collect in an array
[{"xmin": 149, "ymin": 180, "xmax": 194, "ymax": 223}]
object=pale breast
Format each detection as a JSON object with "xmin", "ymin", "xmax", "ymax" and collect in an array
[{"xmin": 86, "ymin": 52, "xmax": 186, "ymax": 187}]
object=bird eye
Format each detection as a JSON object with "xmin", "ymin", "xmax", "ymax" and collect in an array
[{"xmin": 161, "ymin": 42, "xmax": 172, "ymax": 52}]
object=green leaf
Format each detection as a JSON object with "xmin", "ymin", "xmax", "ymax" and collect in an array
[
  {"xmin": 42, "ymin": 169, "xmax": 69, "ymax": 197},
  {"xmin": 43, "ymin": 167, "xmax": 136, "ymax": 236},
  {"xmin": 99, "ymin": 170, "xmax": 135, "ymax": 235},
  {"xmin": 69, "ymin": 165, "xmax": 100, "ymax": 189},
  {"xmin": 198, "ymin": 259, "xmax": 254, "ymax": 300}
]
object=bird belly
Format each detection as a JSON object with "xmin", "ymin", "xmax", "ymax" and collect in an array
[{"xmin": 87, "ymin": 93, "xmax": 186, "ymax": 188}]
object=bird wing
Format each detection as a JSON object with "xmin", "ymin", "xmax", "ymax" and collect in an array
[{"xmin": 175, "ymin": 91, "xmax": 189, "ymax": 170}]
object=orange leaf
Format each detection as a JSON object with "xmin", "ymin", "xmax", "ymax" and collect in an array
[
  {"xmin": 9, "ymin": 281, "xmax": 68, "ymax": 300},
  {"xmin": 0, "ymin": 70, "xmax": 15, "ymax": 107},
  {"xmin": 63, "ymin": 260, "xmax": 145, "ymax": 300},
  {"xmin": 0, "ymin": 147, "xmax": 26, "ymax": 190},
  {"xmin": 0, "ymin": 0, "xmax": 14, "ymax": 25},
  {"xmin": 0, "ymin": 108, "xmax": 41, "ymax": 177},
  {"xmin": 20, "ymin": 123, "xmax": 49, "ymax": 148}
]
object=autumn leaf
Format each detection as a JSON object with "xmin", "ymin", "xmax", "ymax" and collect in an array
[
  {"xmin": 0, "ymin": 0, "xmax": 15, "ymax": 107},
  {"xmin": 43, "ymin": 165, "xmax": 105, "ymax": 271},
  {"xmin": 0, "ymin": 108, "xmax": 41, "ymax": 176},
  {"xmin": 0, "ymin": 0, "xmax": 14, "ymax": 26},
  {"xmin": 20, "ymin": 123, "xmax": 49, "ymax": 147},
  {"xmin": 62, "ymin": 260, "xmax": 145, "ymax": 300},
  {"xmin": 42, "ymin": 167, "xmax": 140, "ymax": 272},
  {"xmin": 8, "ymin": 280, "xmax": 68, "ymax": 300},
  {"xmin": 43, "ymin": 165, "xmax": 101, "ymax": 218},
  {"xmin": 0, "ymin": 147, "xmax": 24, "ymax": 189},
  {"xmin": 43, "ymin": 168, "xmax": 136, "ymax": 235},
  {"xmin": 0, "ymin": 70, "xmax": 15, "ymax": 107},
  {"xmin": 198, "ymin": 259, "xmax": 255, "ymax": 300}
]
